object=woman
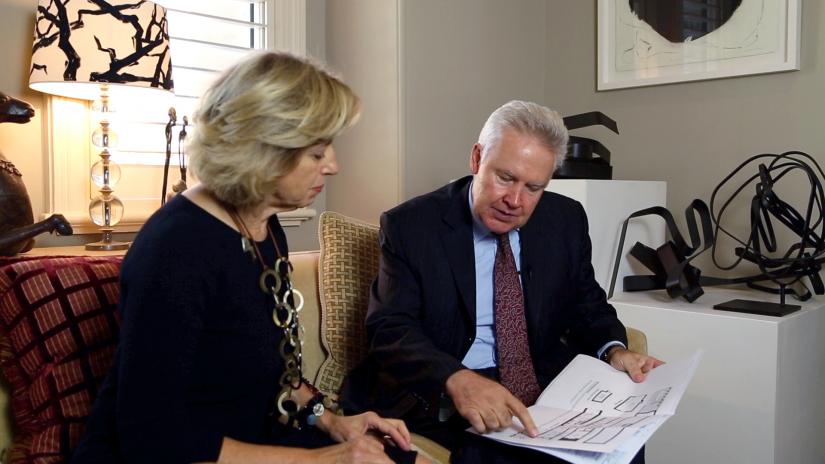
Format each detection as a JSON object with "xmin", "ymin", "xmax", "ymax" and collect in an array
[{"xmin": 72, "ymin": 52, "xmax": 421, "ymax": 464}]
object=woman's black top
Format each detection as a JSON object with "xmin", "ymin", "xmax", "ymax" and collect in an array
[{"xmin": 72, "ymin": 195, "xmax": 289, "ymax": 463}]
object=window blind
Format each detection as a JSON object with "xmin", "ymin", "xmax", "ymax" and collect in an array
[{"xmin": 115, "ymin": 0, "xmax": 269, "ymax": 166}]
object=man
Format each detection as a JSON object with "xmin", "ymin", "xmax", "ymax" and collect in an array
[{"xmin": 343, "ymin": 100, "xmax": 662, "ymax": 463}]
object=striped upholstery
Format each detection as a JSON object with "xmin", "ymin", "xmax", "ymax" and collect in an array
[
  {"xmin": 315, "ymin": 212, "xmax": 380, "ymax": 394},
  {"xmin": 0, "ymin": 256, "xmax": 122, "ymax": 464}
]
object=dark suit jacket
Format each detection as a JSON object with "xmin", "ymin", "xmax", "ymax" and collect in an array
[{"xmin": 342, "ymin": 176, "xmax": 627, "ymax": 422}]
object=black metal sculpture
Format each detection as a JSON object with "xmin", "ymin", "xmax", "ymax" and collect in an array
[
  {"xmin": 171, "ymin": 115, "xmax": 189, "ymax": 196},
  {"xmin": 557, "ymin": 111, "xmax": 618, "ymax": 180},
  {"xmin": 611, "ymin": 151, "xmax": 825, "ymax": 317},
  {"xmin": 161, "ymin": 107, "xmax": 176, "ymax": 205},
  {"xmin": 0, "ymin": 92, "xmax": 72, "ymax": 256}
]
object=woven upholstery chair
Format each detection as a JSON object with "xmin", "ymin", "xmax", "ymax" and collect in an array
[{"xmin": 313, "ymin": 211, "xmax": 449, "ymax": 462}]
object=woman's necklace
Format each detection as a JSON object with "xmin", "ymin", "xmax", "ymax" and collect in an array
[{"xmin": 224, "ymin": 204, "xmax": 306, "ymax": 421}]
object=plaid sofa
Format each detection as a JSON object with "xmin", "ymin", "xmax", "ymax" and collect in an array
[{"xmin": 0, "ymin": 255, "xmax": 122, "ymax": 463}]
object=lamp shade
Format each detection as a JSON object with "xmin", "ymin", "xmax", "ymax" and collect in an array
[{"xmin": 29, "ymin": 0, "xmax": 174, "ymax": 101}]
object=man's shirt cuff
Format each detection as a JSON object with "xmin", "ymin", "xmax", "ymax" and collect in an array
[{"xmin": 597, "ymin": 341, "xmax": 626, "ymax": 361}]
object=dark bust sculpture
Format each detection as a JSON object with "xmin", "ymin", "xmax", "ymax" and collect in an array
[{"xmin": 0, "ymin": 91, "xmax": 72, "ymax": 255}]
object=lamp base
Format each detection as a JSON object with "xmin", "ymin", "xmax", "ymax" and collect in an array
[
  {"xmin": 85, "ymin": 229, "xmax": 129, "ymax": 251},
  {"xmin": 85, "ymin": 240, "xmax": 129, "ymax": 251},
  {"xmin": 713, "ymin": 299, "xmax": 801, "ymax": 317}
]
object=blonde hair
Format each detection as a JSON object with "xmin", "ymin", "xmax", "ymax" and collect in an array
[{"xmin": 189, "ymin": 51, "xmax": 360, "ymax": 207}]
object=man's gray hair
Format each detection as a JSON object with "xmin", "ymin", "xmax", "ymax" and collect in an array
[{"xmin": 477, "ymin": 100, "xmax": 568, "ymax": 168}]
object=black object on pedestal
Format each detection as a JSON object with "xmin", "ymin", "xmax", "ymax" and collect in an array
[{"xmin": 557, "ymin": 111, "xmax": 618, "ymax": 180}]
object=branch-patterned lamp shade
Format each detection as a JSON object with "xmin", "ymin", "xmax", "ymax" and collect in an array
[{"xmin": 29, "ymin": 0, "xmax": 174, "ymax": 100}]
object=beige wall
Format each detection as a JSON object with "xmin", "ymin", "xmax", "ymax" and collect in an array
[
  {"xmin": 401, "ymin": 0, "xmax": 547, "ymax": 199},
  {"xmin": 546, "ymin": 1, "xmax": 825, "ymax": 276},
  {"xmin": 326, "ymin": 0, "xmax": 402, "ymax": 223},
  {"xmin": 0, "ymin": 0, "xmax": 46, "ymax": 230},
  {"xmin": 326, "ymin": 0, "xmax": 548, "ymax": 223},
  {"xmin": 285, "ymin": 0, "xmax": 328, "ymax": 252},
  {"xmin": 327, "ymin": 0, "xmax": 824, "ymax": 282}
]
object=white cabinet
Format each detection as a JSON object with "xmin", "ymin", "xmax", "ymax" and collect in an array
[{"xmin": 610, "ymin": 287, "xmax": 825, "ymax": 464}]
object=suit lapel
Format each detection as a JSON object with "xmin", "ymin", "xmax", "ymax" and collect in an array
[
  {"xmin": 441, "ymin": 181, "xmax": 477, "ymax": 325},
  {"xmin": 519, "ymin": 203, "xmax": 558, "ymax": 331}
]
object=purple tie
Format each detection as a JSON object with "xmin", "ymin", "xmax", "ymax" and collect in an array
[{"xmin": 494, "ymin": 233, "xmax": 542, "ymax": 406}]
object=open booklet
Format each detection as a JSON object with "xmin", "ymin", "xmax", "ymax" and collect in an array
[{"xmin": 473, "ymin": 351, "xmax": 701, "ymax": 464}]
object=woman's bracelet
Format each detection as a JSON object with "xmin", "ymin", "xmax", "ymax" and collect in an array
[{"xmin": 296, "ymin": 392, "xmax": 327, "ymax": 428}]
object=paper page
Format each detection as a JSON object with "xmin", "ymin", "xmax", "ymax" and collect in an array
[
  {"xmin": 537, "ymin": 351, "xmax": 701, "ymax": 416},
  {"xmin": 484, "ymin": 405, "xmax": 668, "ymax": 453},
  {"xmin": 524, "ymin": 419, "xmax": 661, "ymax": 464},
  {"xmin": 476, "ymin": 351, "xmax": 701, "ymax": 455}
]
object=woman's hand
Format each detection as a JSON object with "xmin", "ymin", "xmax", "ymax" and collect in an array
[
  {"xmin": 317, "ymin": 411, "xmax": 412, "ymax": 451},
  {"xmin": 308, "ymin": 435, "xmax": 396, "ymax": 464},
  {"xmin": 215, "ymin": 432, "xmax": 426, "ymax": 464},
  {"xmin": 214, "ymin": 435, "xmax": 395, "ymax": 464}
]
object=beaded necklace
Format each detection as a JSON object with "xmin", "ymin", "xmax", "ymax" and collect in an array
[{"xmin": 224, "ymin": 203, "xmax": 306, "ymax": 420}]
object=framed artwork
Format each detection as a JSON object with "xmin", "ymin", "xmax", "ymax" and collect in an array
[{"xmin": 597, "ymin": 0, "xmax": 801, "ymax": 90}]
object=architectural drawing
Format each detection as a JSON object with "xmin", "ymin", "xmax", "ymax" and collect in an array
[
  {"xmin": 480, "ymin": 352, "xmax": 701, "ymax": 458},
  {"xmin": 614, "ymin": 394, "xmax": 645, "ymax": 412}
]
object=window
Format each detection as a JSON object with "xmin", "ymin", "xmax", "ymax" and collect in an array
[
  {"xmin": 117, "ymin": 0, "xmax": 269, "ymax": 167},
  {"xmin": 47, "ymin": 0, "xmax": 309, "ymax": 233}
]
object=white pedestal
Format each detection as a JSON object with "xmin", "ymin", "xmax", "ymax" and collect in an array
[
  {"xmin": 547, "ymin": 179, "xmax": 666, "ymax": 294},
  {"xmin": 610, "ymin": 287, "xmax": 825, "ymax": 464}
]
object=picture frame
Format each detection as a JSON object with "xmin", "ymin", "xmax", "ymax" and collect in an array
[{"xmin": 597, "ymin": 0, "xmax": 801, "ymax": 90}]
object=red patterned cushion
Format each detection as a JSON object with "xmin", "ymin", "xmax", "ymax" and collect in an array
[{"xmin": 0, "ymin": 256, "xmax": 123, "ymax": 463}]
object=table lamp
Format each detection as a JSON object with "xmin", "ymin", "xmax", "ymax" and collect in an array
[{"xmin": 29, "ymin": 0, "xmax": 174, "ymax": 250}]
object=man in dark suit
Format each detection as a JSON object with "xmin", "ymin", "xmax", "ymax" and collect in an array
[{"xmin": 343, "ymin": 100, "xmax": 661, "ymax": 463}]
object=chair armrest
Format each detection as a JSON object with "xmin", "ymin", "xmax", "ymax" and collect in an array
[
  {"xmin": 411, "ymin": 433, "xmax": 450, "ymax": 464},
  {"xmin": 626, "ymin": 327, "xmax": 648, "ymax": 355}
]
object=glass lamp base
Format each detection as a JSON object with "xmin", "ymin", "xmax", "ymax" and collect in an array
[
  {"xmin": 85, "ymin": 240, "xmax": 130, "ymax": 251},
  {"xmin": 85, "ymin": 230, "xmax": 130, "ymax": 251}
]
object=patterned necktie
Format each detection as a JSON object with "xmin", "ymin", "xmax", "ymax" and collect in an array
[{"xmin": 494, "ymin": 233, "xmax": 542, "ymax": 406}]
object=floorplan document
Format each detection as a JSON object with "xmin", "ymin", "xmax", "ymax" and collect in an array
[{"xmin": 477, "ymin": 351, "xmax": 701, "ymax": 463}]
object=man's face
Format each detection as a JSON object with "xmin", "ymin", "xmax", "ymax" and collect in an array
[{"xmin": 470, "ymin": 128, "xmax": 556, "ymax": 235}]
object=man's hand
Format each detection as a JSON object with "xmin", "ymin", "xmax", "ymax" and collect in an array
[
  {"xmin": 445, "ymin": 369, "xmax": 538, "ymax": 436},
  {"xmin": 607, "ymin": 347, "xmax": 664, "ymax": 382}
]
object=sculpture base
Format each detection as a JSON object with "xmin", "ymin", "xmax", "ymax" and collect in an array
[{"xmin": 713, "ymin": 299, "xmax": 801, "ymax": 317}]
